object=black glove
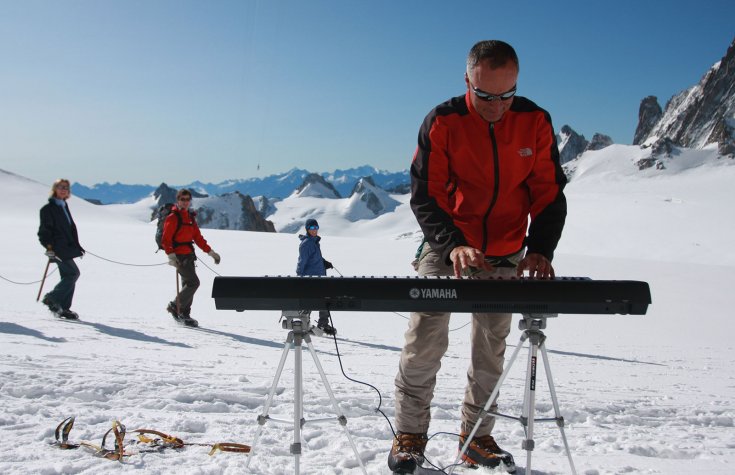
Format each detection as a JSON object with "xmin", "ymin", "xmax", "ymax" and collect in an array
[{"xmin": 323, "ymin": 259, "xmax": 333, "ymax": 270}]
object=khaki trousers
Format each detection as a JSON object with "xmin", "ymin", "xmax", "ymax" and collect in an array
[
  {"xmin": 175, "ymin": 254, "xmax": 200, "ymax": 312},
  {"xmin": 394, "ymin": 246, "xmax": 520, "ymax": 435}
]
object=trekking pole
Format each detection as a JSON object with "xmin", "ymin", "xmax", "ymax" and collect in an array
[
  {"xmin": 332, "ymin": 266, "xmax": 344, "ymax": 277},
  {"xmin": 36, "ymin": 259, "xmax": 52, "ymax": 302},
  {"xmin": 175, "ymin": 269, "xmax": 181, "ymax": 316}
]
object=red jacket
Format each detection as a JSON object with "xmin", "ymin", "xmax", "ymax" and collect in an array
[
  {"xmin": 410, "ymin": 92, "xmax": 567, "ymax": 265},
  {"xmin": 161, "ymin": 206, "xmax": 211, "ymax": 255}
]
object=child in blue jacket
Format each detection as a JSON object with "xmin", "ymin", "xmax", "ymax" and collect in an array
[{"xmin": 296, "ymin": 218, "xmax": 336, "ymax": 335}]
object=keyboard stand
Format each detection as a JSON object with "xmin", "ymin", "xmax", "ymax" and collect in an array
[
  {"xmin": 449, "ymin": 313, "xmax": 578, "ymax": 475},
  {"xmin": 245, "ymin": 311, "xmax": 367, "ymax": 475}
]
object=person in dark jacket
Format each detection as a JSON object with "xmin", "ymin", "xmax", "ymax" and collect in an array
[
  {"xmin": 162, "ymin": 188, "xmax": 221, "ymax": 327},
  {"xmin": 389, "ymin": 40, "xmax": 567, "ymax": 473},
  {"xmin": 38, "ymin": 178, "xmax": 85, "ymax": 320},
  {"xmin": 295, "ymin": 218, "xmax": 336, "ymax": 336}
]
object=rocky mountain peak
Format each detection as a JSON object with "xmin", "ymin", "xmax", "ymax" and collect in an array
[
  {"xmin": 152, "ymin": 183, "xmax": 177, "ymax": 205},
  {"xmin": 633, "ymin": 96, "xmax": 663, "ymax": 145},
  {"xmin": 635, "ymin": 36, "xmax": 735, "ymax": 156},
  {"xmin": 343, "ymin": 176, "xmax": 400, "ymax": 221},
  {"xmin": 193, "ymin": 191, "xmax": 275, "ymax": 232},
  {"xmin": 153, "ymin": 183, "xmax": 207, "ymax": 207},
  {"xmin": 295, "ymin": 173, "xmax": 342, "ymax": 199},
  {"xmin": 557, "ymin": 125, "xmax": 589, "ymax": 164},
  {"xmin": 586, "ymin": 133, "xmax": 614, "ymax": 152}
]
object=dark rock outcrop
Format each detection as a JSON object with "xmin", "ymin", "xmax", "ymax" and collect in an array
[
  {"xmin": 295, "ymin": 173, "xmax": 341, "ymax": 198},
  {"xmin": 557, "ymin": 125, "xmax": 588, "ymax": 164},
  {"xmin": 193, "ymin": 192, "xmax": 276, "ymax": 232},
  {"xmin": 586, "ymin": 133, "xmax": 614, "ymax": 152},
  {"xmin": 633, "ymin": 96, "xmax": 663, "ymax": 145}
]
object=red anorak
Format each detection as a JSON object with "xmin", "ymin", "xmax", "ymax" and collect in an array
[{"xmin": 410, "ymin": 92, "xmax": 567, "ymax": 264}]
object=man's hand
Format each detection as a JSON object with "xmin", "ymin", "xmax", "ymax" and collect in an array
[
  {"xmin": 167, "ymin": 253, "xmax": 178, "ymax": 268},
  {"xmin": 208, "ymin": 250, "xmax": 221, "ymax": 265},
  {"xmin": 516, "ymin": 253, "xmax": 555, "ymax": 279},
  {"xmin": 449, "ymin": 246, "xmax": 493, "ymax": 278}
]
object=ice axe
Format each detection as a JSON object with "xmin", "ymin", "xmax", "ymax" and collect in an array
[
  {"xmin": 36, "ymin": 258, "xmax": 53, "ymax": 302},
  {"xmin": 175, "ymin": 268, "xmax": 181, "ymax": 316}
]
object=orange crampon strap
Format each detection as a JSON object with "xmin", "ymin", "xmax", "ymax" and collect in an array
[
  {"xmin": 208, "ymin": 442, "xmax": 251, "ymax": 455},
  {"xmin": 134, "ymin": 428, "xmax": 250, "ymax": 455},
  {"xmin": 133, "ymin": 429, "xmax": 185, "ymax": 449}
]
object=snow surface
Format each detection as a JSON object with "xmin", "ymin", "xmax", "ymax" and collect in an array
[{"xmin": 1, "ymin": 145, "xmax": 734, "ymax": 474}]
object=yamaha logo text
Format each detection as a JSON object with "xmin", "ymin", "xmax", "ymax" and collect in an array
[{"xmin": 409, "ymin": 288, "xmax": 458, "ymax": 299}]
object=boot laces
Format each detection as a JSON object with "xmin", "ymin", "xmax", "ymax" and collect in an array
[
  {"xmin": 394, "ymin": 432, "xmax": 427, "ymax": 455},
  {"xmin": 462, "ymin": 433, "xmax": 501, "ymax": 452}
]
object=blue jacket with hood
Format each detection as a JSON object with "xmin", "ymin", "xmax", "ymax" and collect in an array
[{"xmin": 296, "ymin": 234, "xmax": 326, "ymax": 276}]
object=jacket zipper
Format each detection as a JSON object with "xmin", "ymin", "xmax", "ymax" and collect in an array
[{"xmin": 481, "ymin": 122, "xmax": 501, "ymax": 253}]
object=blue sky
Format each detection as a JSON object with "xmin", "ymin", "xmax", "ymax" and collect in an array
[{"xmin": 1, "ymin": 0, "xmax": 733, "ymax": 186}]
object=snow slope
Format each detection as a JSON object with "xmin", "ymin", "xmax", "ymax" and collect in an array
[{"xmin": 1, "ymin": 146, "xmax": 734, "ymax": 474}]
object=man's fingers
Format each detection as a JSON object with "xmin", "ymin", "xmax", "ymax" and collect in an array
[{"xmin": 453, "ymin": 260, "xmax": 463, "ymax": 278}]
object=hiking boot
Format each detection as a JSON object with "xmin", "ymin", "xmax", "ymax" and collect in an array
[
  {"xmin": 179, "ymin": 308, "xmax": 199, "ymax": 328},
  {"xmin": 42, "ymin": 295, "xmax": 62, "ymax": 314},
  {"xmin": 387, "ymin": 431, "xmax": 428, "ymax": 473},
  {"xmin": 179, "ymin": 317, "xmax": 199, "ymax": 327},
  {"xmin": 317, "ymin": 319, "xmax": 337, "ymax": 336},
  {"xmin": 59, "ymin": 309, "xmax": 79, "ymax": 320},
  {"xmin": 166, "ymin": 301, "xmax": 185, "ymax": 322},
  {"xmin": 458, "ymin": 433, "xmax": 515, "ymax": 472}
]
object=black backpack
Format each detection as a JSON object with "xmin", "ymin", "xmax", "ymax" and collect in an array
[{"xmin": 154, "ymin": 203, "xmax": 181, "ymax": 251}]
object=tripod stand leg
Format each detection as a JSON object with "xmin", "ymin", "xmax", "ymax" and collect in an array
[
  {"xmin": 293, "ymin": 332, "xmax": 303, "ymax": 475},
  {"xmin": 521, "ymin": 333, "xmax": 541, "ymax": 473},
  {"xmin": 449, "ymin": 332, "xmax": 529, "ymax": 475},
  {"xmin": 304, "ymin": 337, "xmax": 368, "ymax": 475},
  {"xmin": 539, "ymin": 342, "xmax": 578, "ymax": 475},
  {"xmin": 246, "ymin": 333, "xmax": 294, "ymax": 469}
]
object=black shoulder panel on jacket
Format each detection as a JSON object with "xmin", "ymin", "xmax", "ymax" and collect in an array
[
  {"xmin": 510, "ymin": 96, "xmax": 544, "ymax": 113},
  {"xmin": 433, "ymin": 94, "xmax": 469, "ymax": 117},
  {"xmin": 417, "ymin": 95, "xmax": 468, "ymax": 155},
  {"xmin": 511, "ymin": 96, "xmax": 555, "ymax": 129}
]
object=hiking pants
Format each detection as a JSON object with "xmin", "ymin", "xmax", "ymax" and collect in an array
[
  {"xmin": 175, "ymin": 254, "xmax": 200, "ymax": 312},
  {"xmin": 47, "ymin": 258, "xmax": 80, "ymax": 311},
  {"xmin": 394, "ymin": 246, "xmax": 520, "ymax": 436}
]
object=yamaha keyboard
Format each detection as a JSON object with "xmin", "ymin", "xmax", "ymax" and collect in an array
[{"xmin": 212, "ymin": 276, "xmax": 651, "ymax": 315}]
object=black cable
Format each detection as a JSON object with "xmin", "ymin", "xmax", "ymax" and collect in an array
[
  {"xmin": 196, "ymin": 258, "xmax": 221, "ymax": 277},
  {"xmin": 85, "ymin": 250, "xmax": 167, "ymax": 267},
  {"xmin": 0, "ymin": 266, "xmax": 59, "ymax": 285}
]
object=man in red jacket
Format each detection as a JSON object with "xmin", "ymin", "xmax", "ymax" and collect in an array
[
  {"xmin": 162, "ymin": 188, "xmax": 221, "ymax": 327},
  {"xmin": 389, "ymin": 40, "xmax": 567, "ymax": 473}
]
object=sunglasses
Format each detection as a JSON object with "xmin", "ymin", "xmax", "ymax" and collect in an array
[
  {"xmin": 56, "ymin": 185, "xmax": 69, "ymax": 190},
  {"xmin": 471, "ymin": 83, "xmax": 517, "ymax": 102},
  {"xmin": 307, "ymin": 225, "xmax": 319, "ymax": 230},
  {"xmin": 178, "ymin": 197, "xmax": 191, "ymax": 202}
]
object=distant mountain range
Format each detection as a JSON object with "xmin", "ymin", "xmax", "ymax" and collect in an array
[{"xmin": 72, "ymin": 166, "xmax": 409, "ymax": 205}]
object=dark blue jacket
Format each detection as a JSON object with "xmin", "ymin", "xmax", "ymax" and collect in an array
[
  {"xmin": 38, "ymin": 198, "xmax": 84, "ymax": 261},
  {"xmin": 296, "ymin": 234, "xmax": 326, "ymax": 276}
]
